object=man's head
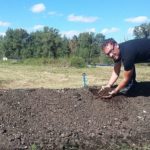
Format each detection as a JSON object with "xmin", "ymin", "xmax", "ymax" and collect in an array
[{"xmin": 101, "ymin": 38, "xmax": 120, "ymax": 61}]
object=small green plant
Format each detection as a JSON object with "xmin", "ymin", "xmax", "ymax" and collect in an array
[{"xmin": 31, "ymin": 144, "xmax": 37, "ymax": 150}]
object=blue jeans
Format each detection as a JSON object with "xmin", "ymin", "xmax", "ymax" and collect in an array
[{"xmin": 120, "ymin": 65, "xmax": 137, "ymax": 94}]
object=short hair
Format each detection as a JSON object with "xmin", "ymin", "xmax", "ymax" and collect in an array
[{"xmin": 101, "ymin": 38, "xmax": 117, "ymax": 50}]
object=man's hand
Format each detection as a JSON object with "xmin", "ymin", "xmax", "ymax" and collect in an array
[
  {"xmin": 109, "ymin": 90, "xmax": 117, "ymax": 95},
  {"xmin": 101, "ymin": 89, "xmax": 118, "ymax": 99},
  {"xmin": 99, "ymin": 84, "xmax": 111, "ymax": 93}
]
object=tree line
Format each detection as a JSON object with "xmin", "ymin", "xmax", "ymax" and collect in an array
[{"xmin": 0, "ymin": 23, "xmax": 150, "ymax": 64}]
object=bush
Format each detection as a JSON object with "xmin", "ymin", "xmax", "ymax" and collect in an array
[
  {"xmin": 18, "ymin": 57, "xmax": 70, "ymax": 67},
  {"xmin": 70, "ymin": 57, "xmax": 86, "ymax": 68},
  {"xmin": 99, "ymin": 55, "xmax": 113, "ymax": 64}
]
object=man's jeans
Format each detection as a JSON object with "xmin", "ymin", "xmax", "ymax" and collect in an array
[
  {"xmin": 120, "ymin": 65, "xmax": 137, "ymax": 94},
  {"xmin": 120, "ymin": 80, "xmax": 137, "ymax": 94}
]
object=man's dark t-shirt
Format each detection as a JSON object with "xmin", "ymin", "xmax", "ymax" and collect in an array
[{"xmin": 118, "ymin": 38, "xmax": 150, "ymax": 71}]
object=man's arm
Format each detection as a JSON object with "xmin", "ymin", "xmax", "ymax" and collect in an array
[
  {"xmin": 102, "ymin": 68, "xmax": 134, "ymax": 98},
  {"xmin": 107, "ymin": 61, "xmax": 121, "ymax": 87},
  {"xmin": 113, "ymin": 68, "xmax": 134, "ymax": 93}
]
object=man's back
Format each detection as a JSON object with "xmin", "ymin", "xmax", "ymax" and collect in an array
[{"xmin": 119, "ymin": 38, "xmax": 150, "ymax": 70}]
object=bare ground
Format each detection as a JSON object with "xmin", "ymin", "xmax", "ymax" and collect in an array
[{"xmin": 0, "ymin": 81, "xmax": 150, "ymax": 150}]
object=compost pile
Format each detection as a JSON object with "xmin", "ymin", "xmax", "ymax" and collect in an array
[{"xmin": 0, "ymin": 82, "xmax": 150, "ymax": 150}]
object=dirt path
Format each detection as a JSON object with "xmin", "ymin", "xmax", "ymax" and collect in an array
[{"xmin": 0, "ymin": 82, "xmax": 150, "ymax": 150}]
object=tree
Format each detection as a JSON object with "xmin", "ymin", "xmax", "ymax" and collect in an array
[
  {"xmin": 0, "ymin": 36, "xmax": 5, "ymax": 58},
  {"xmin": 21, "ymin": 35, "xmax": 34, "ymax": 58},
  {"xmin": 68, "ymin": 35, "xmax": 78, "ymax": 55},
  {"xmin": 92, "ymin": 33, "xmax": 105, "ymax": 56},
  {"xmin": 77, "ymin": 32, "xmax": 105, "ymax": 64},
  {"xmin": 41, "ymin": 27, "xmax": 62, "ymax": 58},
  {"xmin": 77, "ymin": 32, "xmax": 93, "ymax": 63},
  {"xmin": 30, "ymin": 27, "xmax": 62, "ymax": 58},
  {"xmin": 133, "ymin": 23, "xmax": 150, "ymax": 39},
  {"xmin": 3, "ymin": 28, "xmax": 29, "ymax": 58},
  {"xmin": 61, "ymin": 36, "xmax": 71, "ymax": 57},
  {"xmin": 30, "ymin": 31, "xmax": 43, "ymax": 57},
  {"xmin": 0, "ymin": 26, "xmax": 106, "ymax": 62}
]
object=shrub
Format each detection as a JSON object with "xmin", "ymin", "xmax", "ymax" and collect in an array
[{"xmin": 70, "ymin": 56, "xmax": 86, "ymax": 68}]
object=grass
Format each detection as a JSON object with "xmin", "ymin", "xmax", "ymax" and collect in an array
[{"xmin": 0, "ymin": 61, "xmax": 150, "ymax": 89}]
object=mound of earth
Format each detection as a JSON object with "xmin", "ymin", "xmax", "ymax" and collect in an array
[{"xmin": 0, "ymin": 81, "xmax": 150, "ymax": 150}]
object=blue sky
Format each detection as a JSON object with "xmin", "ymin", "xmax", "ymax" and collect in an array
[{"xmin": 0, "ymin": 0, "xmax": 150, "ymax": 42}]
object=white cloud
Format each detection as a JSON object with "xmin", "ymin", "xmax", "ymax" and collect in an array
[
  {"xmin": 0, "ymin": 21, "xmax": 10, "ymax": 27},
  {"xmin": 125, "ymin": 16, "xmax": 149, "ymax": 23},
  {"xmin": 68, "ymin": 14, "xmax": 98, "ymax": 23},
  {"xmin": 100, "ymin": 27, "xmax": 119, "ymax": 35},
  {"xmin": 33, "ymin": 25, "xmax": 44, "ymax": 30},
  {"xmin": 61, "ymin": 30, "xmax": 80, "ymax": 38},
  {"xmin": 31, "ymin": 3, "xmax": 45, "ymax": 13},
  {"xmin": 127, "ymin": 27, "xmax": 134, "ymax": 35},
  {"xmin": 0, "ymin": 32, "xmax": 6, "ymax": 36}
]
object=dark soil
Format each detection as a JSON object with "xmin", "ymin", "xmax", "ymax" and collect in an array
[{"xmin": 0, "ymin": 81, "xmax": 150, "ymax": 150}]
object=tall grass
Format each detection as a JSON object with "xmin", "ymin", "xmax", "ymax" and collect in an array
[{"xmin": 1, "ymin": 58, "xmax": 71, "ymax": 67}]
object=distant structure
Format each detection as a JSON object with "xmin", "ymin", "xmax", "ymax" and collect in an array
[{"xmin": 2, "ymin": 57, "xmax": 8, "ymax": 61}]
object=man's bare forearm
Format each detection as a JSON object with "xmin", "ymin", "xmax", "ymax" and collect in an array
[{"xmin": 107, "ymin": 71, "xmax": 118, "ymax": 87}]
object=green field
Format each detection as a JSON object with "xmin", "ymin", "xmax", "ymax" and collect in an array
[{"xmin": 0, "ymin": 62, "xmax": 150, "ymax": 89}]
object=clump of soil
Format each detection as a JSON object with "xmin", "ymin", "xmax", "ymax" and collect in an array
[
  {"xmin": 89, "ymin": 86, "xmax": 114, "ymax": 99},
  {"xmin": 0, "ymin": 82, "xmax": 150, "ymax": 150},
  {"xmin": 98, "ymin": 88, "xmax": 112, "ymax": 97},
  {"xmin": 97, "ymin": 87, "xmax": 113, "ymax": 97}
]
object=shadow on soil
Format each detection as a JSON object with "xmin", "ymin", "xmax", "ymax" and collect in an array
[{"xmin": 127, "ymin": 81, "xmax": 150, "ymax": 97}]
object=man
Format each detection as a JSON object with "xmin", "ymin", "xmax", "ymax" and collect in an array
[{"xmin": 100, "ymin": 38, "xmax": 150, "ymax": 98}]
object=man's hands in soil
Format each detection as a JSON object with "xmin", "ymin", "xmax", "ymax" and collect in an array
[
  {"xmin": 99, "ymin": 85, "xmax": 111, "ymax": 92},
  {"xmin": 102, "ymin": 90, "xmax": 117, "ymax": 99},
  {"xmin": 98, "ymin": 86, "xmax": 118, "ymax": 99}
]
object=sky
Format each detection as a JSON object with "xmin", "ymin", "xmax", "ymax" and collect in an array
[{"xmin": 0, "ymin": 0, "xmax": 150, "ymax": 42}]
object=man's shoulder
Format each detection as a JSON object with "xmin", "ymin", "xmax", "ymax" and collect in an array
[{"xmin": 119, "ymin": 38, "xmax": 150, "ymax": 45}]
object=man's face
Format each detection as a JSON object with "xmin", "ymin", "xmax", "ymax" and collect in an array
[{"xmin": 103, "ymin": 43, "xmax": 120, "ymax": 61}]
